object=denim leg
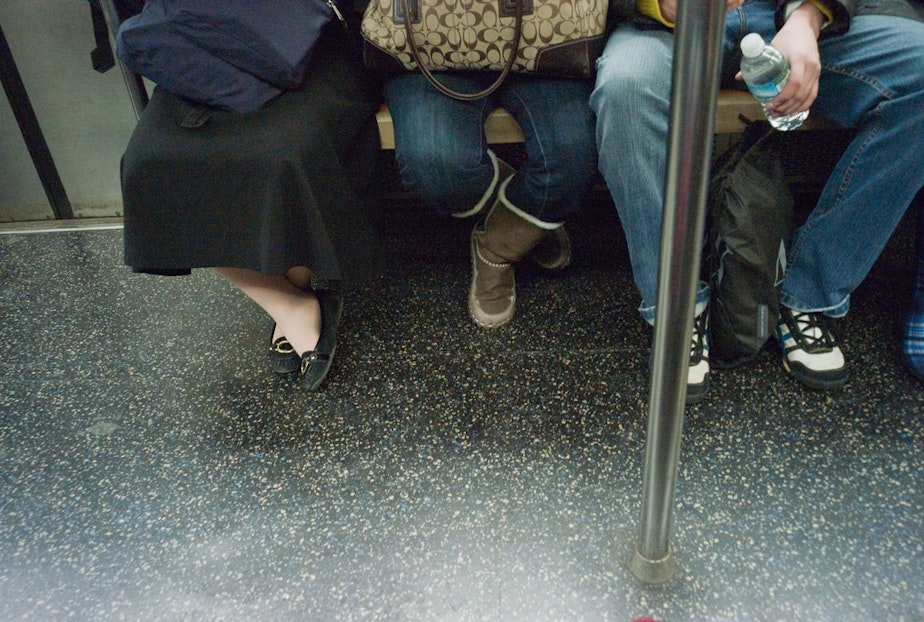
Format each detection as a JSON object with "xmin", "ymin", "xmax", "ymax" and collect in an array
[
  {"xmin": 721, "ymin": 0, "xmax": 778, "ymax": 85},
  {"xmin": 782, "ymin": 16, "xmax": 924, "ymax": 315},
  {"xmin": 384, "ymin": 73, "xmax": 495, "ymax": 216},
  {"xmin": 385, "ymin": 73, "xmax": 595, "ymax": 222},
  {"xmin": 904, "ymin": 205, "xmax": 924, "ymax": 381},
  {"xmin": 591, "ymin": 25, "xmax": 708, "ymax": 324},
  {"xmin": 725, "ymin": 7, "xmax": 924, "ymax": 316},
  {"xmin": 498, "ymin": 75, "xmax": 598, "ymax": 224}
]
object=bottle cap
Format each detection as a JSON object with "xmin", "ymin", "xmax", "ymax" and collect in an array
[{"xmin": 740, "ymin": 32, "xmax": 765, "ymax": 58}]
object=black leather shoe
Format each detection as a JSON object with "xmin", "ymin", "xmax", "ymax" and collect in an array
[
  {"xmin": 269, "ymin": 324, "xmax": 300, "ymax": 375},
  {"xmin": 300, "ymin": 289, "xmax": 343, "ymax": 391}
]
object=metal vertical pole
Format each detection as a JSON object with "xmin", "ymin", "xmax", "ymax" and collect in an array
[
  {"xmin": 627, "ymin": 0, "xmax": 726, "ymax": 584},
  {"xmin": 97, "ymin": 0, "xmax": 148, "ymax": 119}
]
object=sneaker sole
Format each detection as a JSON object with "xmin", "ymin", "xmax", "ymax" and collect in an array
[
  {"xmin": 685, "ymin": 376, "xmax": 711, "ymax": 405},
  {"xmin": 783, "ymin": 359, "xmax": 848, "ymax": 391}
]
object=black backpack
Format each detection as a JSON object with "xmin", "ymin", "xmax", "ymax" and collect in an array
[{"xmin": 705, "ymin": 119, "xmax": 794, "ymax": 368}]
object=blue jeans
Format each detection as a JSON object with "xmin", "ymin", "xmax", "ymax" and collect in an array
[
  {"xmin": 591, "ymin": 1, "xmax": 924, "ymax": 322},
  {"xmin": 385, "ymin": 72, "xmax": 597, "ymax": 223},
  {"xmin": 903, "ymin": 206, "xmax": 924, "ymax": 380}
]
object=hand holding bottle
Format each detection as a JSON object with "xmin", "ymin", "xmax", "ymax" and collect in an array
[
  {"xmin": 740, "ymin": 33, "xmax": 810, "ymax": 130},
  {"xmin": 735, "ymin": 2, "xmax": 824, "ymax": 120},
  {"xmin": 763, "ymin": 5, "xmax": 823, "ymax": 117}
]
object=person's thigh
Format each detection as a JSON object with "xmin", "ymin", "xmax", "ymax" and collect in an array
[
  {"xmin": 589, "ymin": 25, "xmax": 676, "ymax": 312},
  {"xmin": 814, "ymin": 15, "xmax": 924, "ymax": 125},
  {"xmin": 384, "ymin": 73, "xmax": 495, "ymax": 211},
  {"xmin": 499, "ymin": 75, "xmax": 597, "ymax": 220}
]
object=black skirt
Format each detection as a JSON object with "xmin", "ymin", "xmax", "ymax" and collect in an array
[{"xmin": 121, "ymin": 25, "xmax": 385, "ymax": 288}]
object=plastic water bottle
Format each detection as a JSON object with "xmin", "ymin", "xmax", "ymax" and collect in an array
[{"xmin": 739, "ymin": 33, "xmax": 809, "ymax": 131}]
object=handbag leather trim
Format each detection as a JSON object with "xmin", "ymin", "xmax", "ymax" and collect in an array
[
  {"xmin": 396, "ymin": 0, "xmax": 535, "ymax": 23},
  {"xmin": 361, "ymin": 0, "xmax": 609, "ymax": 99},
  {"xmin": 500, "ymin": 0, "xmax": 534, "ymax": 17},
  {"xmin": 400, "ymin": 0, "xmax": 524, "ymax": 100}
]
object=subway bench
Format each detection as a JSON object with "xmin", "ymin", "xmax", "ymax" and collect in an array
[{"xmin": 374, "ymin": 89, "xmax": 832, "ymax": 149}]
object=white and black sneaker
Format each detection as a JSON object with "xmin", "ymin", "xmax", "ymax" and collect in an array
[
  {"xmin": 776, "ymin": 306, "xmax": 848, "ymax": 390},
  {"xmin": 686, "ymin": 311, "xmax": 711, "ymax": 404}
]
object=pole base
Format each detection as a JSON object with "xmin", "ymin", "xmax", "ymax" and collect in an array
[{"xmin": 627, "ymin": 546, "xmax": 677, "ymax": 585}]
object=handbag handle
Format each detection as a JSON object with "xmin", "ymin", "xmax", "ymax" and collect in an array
[{"xmin": 400, "ymin": 0, "xmax": 524, "ymax": 101}]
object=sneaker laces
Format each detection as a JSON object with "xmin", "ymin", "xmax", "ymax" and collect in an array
[
  {"xmin": 784, "ymin": 309, "xmax": 838, "ymax": 354},
  {"xmin": 690, "ymin": 312, "xmax": 708, "ymax": 364}
]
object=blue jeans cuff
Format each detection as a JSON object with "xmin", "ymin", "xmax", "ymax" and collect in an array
[
  {"xmin": 778, "ymin": 292, "xmax": 850, "ymax": 318},
  {"xmin": 640, "ymin": 282, "xmax": 710, "ymax": 325}
]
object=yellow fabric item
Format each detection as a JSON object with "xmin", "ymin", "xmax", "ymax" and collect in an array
[
  {"xmin": 637, "ymin": 0, "xmax": 674, "ymax": 28},
  {"xmin": 636, "ymin": 0, "xmax": 832, "ymax": 30}
]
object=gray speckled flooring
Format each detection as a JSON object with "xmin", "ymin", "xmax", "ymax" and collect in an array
[{"xmin": 1, "ymin": 191, "xmax": 923, "ymax": 621}]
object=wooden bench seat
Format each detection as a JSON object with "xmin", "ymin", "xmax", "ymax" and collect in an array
[{"xmin": 375, "ymin": 89, "xmax": 831, "ymax": 149}]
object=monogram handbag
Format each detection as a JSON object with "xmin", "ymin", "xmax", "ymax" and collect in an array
[{"xmin": 360, "ymin": 0, "xmax": 608, "ymax": 100}]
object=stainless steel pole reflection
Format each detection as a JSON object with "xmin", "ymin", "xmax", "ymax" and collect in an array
[
  {"xmin": 98, "ymin": 0, "xmax": 148, "ymax": 119},
  {"xmin": 627, "ymin": 0, "xmax": 726, "ymax": 584}
]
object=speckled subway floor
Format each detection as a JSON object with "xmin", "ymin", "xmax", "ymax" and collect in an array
[{"xmin": 1, "ymin": 191, "xmax": 922, "ymax": 621}]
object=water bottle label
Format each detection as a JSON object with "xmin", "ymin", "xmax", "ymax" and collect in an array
[{"xmin": 746, "ymin": 79, "xmax": 784, "ymax": 101}]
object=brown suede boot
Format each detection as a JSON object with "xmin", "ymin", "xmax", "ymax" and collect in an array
[
  {"xmin": 452, "ymin": 150, "xmax": 516, "ymax": 219},
  {"xmin": 469, "ymin": 194, "xmax": 561, "ymax": 329},
  {"xmin": 525, "ymin": 225, "xmax": 572, "ymax": 270}
]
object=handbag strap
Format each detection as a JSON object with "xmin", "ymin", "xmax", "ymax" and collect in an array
[{"xmin": 401, "ymin": 0, "xmax": 524, "ymax": 101}]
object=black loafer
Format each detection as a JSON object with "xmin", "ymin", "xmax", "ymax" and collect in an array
[
  {"xmin": 300, "ymin": 289, "xmax": 343, "ymax": 391},
  {"xmin": 269, "ymin": 324, "xmax": 300, "ymax": 375}
]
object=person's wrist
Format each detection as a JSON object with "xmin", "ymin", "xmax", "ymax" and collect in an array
[{"xmin": 786, "ymin": 0, "xmax": 830, "ymax": 31}]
